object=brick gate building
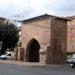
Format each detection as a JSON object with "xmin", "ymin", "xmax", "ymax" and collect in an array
[{"xmin": 15, "ymin": 14, "xmax": 70, "ymax": 64}]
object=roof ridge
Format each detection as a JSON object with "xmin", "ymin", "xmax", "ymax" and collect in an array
[{"xmin": 21, "ymin": 14, "xmax": 70, "ymax": 23}]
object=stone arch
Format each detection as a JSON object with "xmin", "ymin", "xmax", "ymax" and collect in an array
[{"xmin": 26, "ymin": 38, "xmax": 40, "ymax": 62}]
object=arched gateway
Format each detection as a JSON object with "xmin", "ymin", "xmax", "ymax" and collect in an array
[
  {"xmin": 26, "ymin": 38, "xmax": 40, "ymax": 62},
  {"xmin": 16, "ymin": 14, "xmax": 68, "ymax": 64}
]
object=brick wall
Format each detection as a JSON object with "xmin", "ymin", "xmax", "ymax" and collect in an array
[
  {"xmin": 20, "ymin": 16, "xmax": 68, "ymax": 64},
  {"xmin": 46, "ymin": 18, "xmax": 67, "ymax": 64},
  {"xmin": 21, "ymin": 17, "xmax": 51, "ymax": 63}
]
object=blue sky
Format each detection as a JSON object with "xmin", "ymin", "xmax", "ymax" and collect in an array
[{"xmin": 0, "ymin": 0, "xmax": 75, "ymax": 20}]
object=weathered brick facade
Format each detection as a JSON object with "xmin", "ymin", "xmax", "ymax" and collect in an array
[{"xmin": 16, "ymin": 14, "xmax": 69, "ymax": 64}]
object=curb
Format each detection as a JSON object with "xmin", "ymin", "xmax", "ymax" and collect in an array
[
  {"xmin": 0, "ymin": 60, "xmax": 63, "ymax": 67},
  {"xmin": 0, "ymin": 60, "xmax": 45, "ymax": 67}
]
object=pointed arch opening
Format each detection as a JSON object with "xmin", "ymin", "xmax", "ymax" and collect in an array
[{"xmin": 26, "ymin": 38, "xmax": 40, "ymax": 62}]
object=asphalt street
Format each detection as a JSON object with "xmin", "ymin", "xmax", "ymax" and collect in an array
[{"xmin": 0, "ymin": 64, "xmax": 75, "ymax": 75}]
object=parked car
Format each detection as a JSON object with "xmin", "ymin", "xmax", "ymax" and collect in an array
[
  {"xmin": 0, "ymin": 51, "xmax": 12, "ymax": 60},
  {"xmin": 66, "ymin": 54, "xmax": 75, "ymax": 68}
]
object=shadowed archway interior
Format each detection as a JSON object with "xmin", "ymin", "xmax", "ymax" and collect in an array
[{"xmin": 26, "ymin": 38, "xmax": 40, "ymax": 62}]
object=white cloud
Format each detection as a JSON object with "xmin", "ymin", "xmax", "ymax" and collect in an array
[{"xmin": 0, "ymin": 0, "xmax": 75, "ymax": 19}]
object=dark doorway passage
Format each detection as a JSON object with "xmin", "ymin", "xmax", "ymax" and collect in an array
[{"xmin": 26, "ymin": 39, "xmax": 40, "ymax": 62}]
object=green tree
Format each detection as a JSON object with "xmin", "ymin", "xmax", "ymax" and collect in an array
[{"xmin": 0, "ymin": 20, "xmax": 19, "ymax": 54}]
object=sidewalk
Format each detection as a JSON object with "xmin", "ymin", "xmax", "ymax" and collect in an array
[
  {"xmin": 0, "ymin": 60, "xmax": 46, "ymax": 66},
  {"xmin": 0, "ymin": 60, "xmax": 62, "ymax": 67}
]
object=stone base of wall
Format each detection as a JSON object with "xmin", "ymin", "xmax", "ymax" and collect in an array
[
  {"xmin": 14, "ymin": 48, "xmax": 18, "ymax": 60},
  {"xmin": 15, "ymin": 47, "xmax": 24, "ymax": 61},
  {"xmin": 46, "ymin": 46, "xmax": 65, "ymax": 64},
  {"xmin": 19, "ymin": 48, "xmax": 24, "ymax": 61},
  {"xmin": 15, "ymin": 46, "xmax": 65, "ymax": 64},
  {"xmin": 39, "ymin": 53, "xmax": 47, "ymax": 64}
]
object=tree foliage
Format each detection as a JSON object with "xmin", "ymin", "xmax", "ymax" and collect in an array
[{"xmin": 0, "ymin": 19, "xmax": 19, "ymax": 54}]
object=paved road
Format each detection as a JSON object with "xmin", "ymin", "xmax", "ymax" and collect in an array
[{"xmin": 0, "ymin": 64, "xmax": 75, "ymax": 75}]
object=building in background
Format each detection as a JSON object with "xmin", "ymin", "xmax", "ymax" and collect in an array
[{"xmin": 67, "ymin": 16, "xmax": 75, "ymax": 55}]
